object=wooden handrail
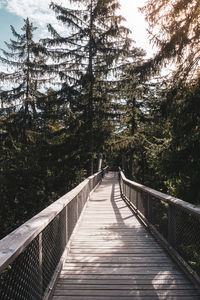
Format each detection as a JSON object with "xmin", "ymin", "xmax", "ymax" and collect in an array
[
  {"xmin": 119, "ymin": 170, "xmax": 200, "ymax": 217},
  {"xmin": 119, "ymin": 168, "xmax": 200, "ymax": 287},
  {"xmin": 0, "ymin": 167, "xmax": 108, "ymax": 273}
]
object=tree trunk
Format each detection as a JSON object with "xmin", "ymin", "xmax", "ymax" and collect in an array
[{"xmin": 87, "ymin": 0, "xmax": 94, "ymax": 176}]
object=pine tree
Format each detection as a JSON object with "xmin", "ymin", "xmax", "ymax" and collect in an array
[{"xmin": 42, "ymin": 0, "xmax": 140, "ymax": 174}]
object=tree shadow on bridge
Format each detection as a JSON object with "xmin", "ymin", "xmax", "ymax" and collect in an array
[{"xmin": 104, "ymin": 179, "xmax": 190, "ymax": 299}]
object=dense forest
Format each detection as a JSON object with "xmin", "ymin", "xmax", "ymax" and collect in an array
[{"xmin": 0, "ymin": 0, "xmax": 200, "ymax": 239}]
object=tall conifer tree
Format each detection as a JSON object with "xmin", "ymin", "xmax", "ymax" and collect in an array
[
  {"xmin": 0, "ymin": 18, "xmax": 45, "ymax": 125},
  {"xmin": 42, "ymin": 0, "xmax": 142, "ymax": 174}
]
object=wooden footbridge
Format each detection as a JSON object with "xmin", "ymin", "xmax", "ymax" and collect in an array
[{"xmin": 0, "ymin": 168, "xmax": 200, "ymax": 299}]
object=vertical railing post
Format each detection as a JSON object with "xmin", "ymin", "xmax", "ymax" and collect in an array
[
  {"xmin": 118, "ymin": 171, "xmax": 122, "ymax": 196},
  {"xmin": 38, "ymin": 232, "xmax": 43, "ymax": 299},
  {"xmin": 129, "ymin": 184, "xmax": 132, "ymax": 204},
  {"xmin": 136, "ymin": 189, "xmax": 138, "ymax": 210},
  {"xmin": 65, "ymin": 206, "xmax": 68, "ymax": 245},
  {"xmin": 97, "ymin": 153, "xmax": 103, "ymax": 172},
  {"xmin": 147, "ymin": 194, "xmax": 152, "ymax": 223},
  {"xmin": 76, "ymin": 196, "xmax": 79, "ymax": 222},
  {"xmin": 168, "ymin": 204, "xmax": 176, "ymax": 248}
]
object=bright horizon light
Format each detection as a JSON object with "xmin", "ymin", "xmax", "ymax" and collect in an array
[{"xmin": 119, "ymin": 0, "xmax": 155, "ymax": 57}]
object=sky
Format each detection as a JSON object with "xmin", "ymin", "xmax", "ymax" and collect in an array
[{"xmin": 0, "ymin": 0, "xmax": 154, "ymax": 57}]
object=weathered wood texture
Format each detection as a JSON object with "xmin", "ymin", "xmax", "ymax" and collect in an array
[{"xmin": 52, "ymin": 172, "xmax": 199, "ymax": 300}]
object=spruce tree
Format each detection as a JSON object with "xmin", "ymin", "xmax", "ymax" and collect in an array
[
  {"xmin": 0, "ymin": 19, "xmax": 58, "ymax": 237},
  {"xmin": 0, "ymin": 18, "xmax": 46, "ymax": 126},
  {"xmin": 42, "ymin": 0, "xmax": 140, "ymax": 174},
  {"xmin": 0, "ymin": 18, "xmax": 86, "ymax": 238}
]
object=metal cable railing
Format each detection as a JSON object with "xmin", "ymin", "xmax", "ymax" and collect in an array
[
  {"xmin": 119, "ymin": 168, "xmax": 200, "ymax": 286},
  {"xmin": 0, "ymin": 167, "xmax": 108, "ymax": 300}
]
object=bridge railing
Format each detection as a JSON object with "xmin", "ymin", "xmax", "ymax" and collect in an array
[
  {"xmin": 119, "ymin": 169, "xmax": 200, "ymax": 286},
  {"xmin": 0, "ymin": 166, "xmax": 108, "ymax": 300}
]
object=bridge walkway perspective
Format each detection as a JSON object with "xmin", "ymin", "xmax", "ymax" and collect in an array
[{"xmin": 51, "ymin": 172, "xmax": 199, "ymax": 299}]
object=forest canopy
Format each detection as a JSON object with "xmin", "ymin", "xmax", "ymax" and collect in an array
[
  {"xmin": 139, "ymin": 0, "xmax": 200, "ymax": 80},
  {"xmin": 0, "ymin": 0, "xmax": 200, "ymax": 242}
]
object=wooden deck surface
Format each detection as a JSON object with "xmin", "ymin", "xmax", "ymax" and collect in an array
[{"xmin": 52, "ymin": 172, "xmax": 199, "ymax": 300}]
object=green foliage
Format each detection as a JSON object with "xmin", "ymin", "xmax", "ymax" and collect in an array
[
  {"xmin": 0, "ymin": 88, "xmax": 87, "ymax": 238},
  {"xmin": 139, "ymin": 0, "xmax": 200, "ymax": 80},
  {"xmin": 119, "ymin": 77, "xmax": 200, "ymax": 206},
  {"xmin": 0, "ymin": 3, "xmax": 143, "ymax": 238},
  {"xmin": 157, "ymin": 80, "xmax": 200, "ymax": 204},
  {"xmin": 0, "ymin": 20, "xmax": 86, "ymax": 239},
  {"xmin": 42, "ymin": 0, "xmax": 139, "ymax": 174},
  {"xmin": 0, "ymin": 18, "xmax": 47, "ymax": 119}
]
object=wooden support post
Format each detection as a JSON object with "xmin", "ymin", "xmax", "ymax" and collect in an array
[{"xmin": 168, "ymin": 204, "xmax": 176, "ymax": 248}]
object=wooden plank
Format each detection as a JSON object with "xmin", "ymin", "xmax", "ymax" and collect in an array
[
  {"xmin": 58, "ymin": 277, "xmax": 190, "ymax": 286},
  {"xmin": 65, "ymin": 256, "xmax": 172, "ymax": 263},
  {"xmin": 60, "ymin": 268, "xmax": 181, "ymax": 275},
  {"xmin": 75, "ymin": 231, "xmax": 150, "ymax": 236},
  {"xmin": 66, "ymin": 253, "xmax": 170, "ymax": 257},
  {"xmin": 83, "ymin": 211, "xmax": 131, "ymax": 213},
  {"xmin": 57, "ymin": 278, "xmax": 190, "ymax": 285},
  {"xmin": 55, "ymin": 284, "xmax": 194, "ymax": 290},
  {"xmin": 53, "ymin": 289, "xmax": 199, "ymax": 296},
  {"xmin": 81, "ymin": 214, "xmax": 134, "ymax": 218},
  {"xmin": 73, "ymin": 234, "xmax": 150, "ymax": 238},
  {"xmin": 85, "ymin": 207, "xmax": 130, "ymax": 210},
  {"xmin": 70, "ymin": 244, "xmax": 162, "ymax": 248},
  {"xmin": 63, "ymin": 263, "xmax": 175, "ymax": 268},
  {"xmin": 73, "ymin": 236, "xmax": 155, "ymax": 241},
  {"xmin": 59, "ymin": 274, "xmax": 188, "ymax": 280},
  {"xmin": 80, "ymin": 219, "xmax": 140, "ymax": 223},
  {"xmin": 69, "ymin": 248, "xmax": 164, "ymax": 254},
  {"xmin": 78, "ymin": 225, "xmax": 143, "ymax": 229},
  {"xmin": 70, "ymin": 242, "xmax": 161, "ymax": 247},
  {"xmin": 75, "ymin": 229, "xmax": 149, "ymax": 232},
  {"xmin": 52, "ymin": 296, "xmax": 200, "ymax": 300},
  {"xmin": 74, "ymin": 219, "xmax": 141, "ymax": 223}
]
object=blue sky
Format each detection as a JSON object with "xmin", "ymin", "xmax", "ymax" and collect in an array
[
  {"xmin": 0, "ymin": 0, "xmax": 154, "ymax": 55},
  {"xmin": 0, "ymin": 8, "xmax": 23, "ymax": 49}
]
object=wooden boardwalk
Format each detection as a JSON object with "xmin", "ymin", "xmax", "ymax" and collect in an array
[{"xmin": 52, "ymin": 172, "xmax": 199, "ymax": 300}]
